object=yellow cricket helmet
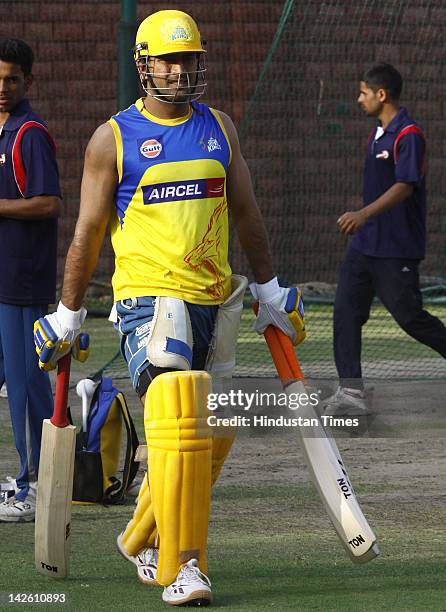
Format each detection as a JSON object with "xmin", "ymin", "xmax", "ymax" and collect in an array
[
  {"xmin": 133, "ymin": 10, "xmax": 207, "ymax": 104},
  {"xmin": 134, "ymin": 10, "xmax": 206, "ymax": 58}
]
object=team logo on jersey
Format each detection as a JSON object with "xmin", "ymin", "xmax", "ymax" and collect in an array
[
  {"xmin": 207, "ymin": 137, "xmax": 222, "ymax": 152},
  {"xmin": 376, "ymin": 150, "xmax": 390, "ymax": 160},
  {"xmin": 142, "ymin": 178, "xmax": 225, "ymax": 204},
  {"xmin": 138, "ymin": 137, "xmax": 165, "ymax": 161},
  {"xmin": 0, "ymin": 153, "xmax": 5, "ymax": 165},
  {"xmin": 184, "ymin": 200, "xmax": 228, "ymax": 300}
]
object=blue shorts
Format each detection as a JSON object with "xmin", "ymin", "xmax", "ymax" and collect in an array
[{"xmin": 115, "ymin": 297, "xmax": 218, "ymax": 394}]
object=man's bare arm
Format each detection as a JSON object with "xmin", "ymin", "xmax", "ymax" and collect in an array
[
  {"xmin": 217, "ymin": 110, "xmax": 274, "ymax": 284},
  {"xmin": 0, "ymin": 195, "xmax": 61, "ymax": 219},
  {"xmin": 338, "ymin": 182, "xmax": 414, "ymax": 235},
  {"xmin": 61, "ymin": 123, "xmax": 117, "ymax": 310}
]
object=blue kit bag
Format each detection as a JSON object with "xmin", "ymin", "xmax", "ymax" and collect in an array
[{"xmin": 72, "ymin": 376, "xmax": 139, "ymax": 504}]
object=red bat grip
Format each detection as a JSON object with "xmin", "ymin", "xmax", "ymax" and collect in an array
[
  {"xmin": 253, "ymin": 302, "xmax": 305, "ymax": 382},
  {"xmin": 51, "ymin": 353, "xmax": 71, "ymax": 428}
]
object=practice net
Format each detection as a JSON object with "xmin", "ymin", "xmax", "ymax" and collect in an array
[
  {"xmin": 102, "ymin": 0, "xmax": 446, "ymax": 381},
  {"xmin": 227, "ymin": 0, "xmax": 446, "ymax": 380}
]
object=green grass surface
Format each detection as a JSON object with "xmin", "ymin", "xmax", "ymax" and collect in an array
[
  {"xmin": 1, "ymin": 361, "xmax": 444, "ymax": 610},
  {"xmin": 1, "ymin": 305, "xmax": 444, "ymax": 609},
  {"xmin": 2, "ymin": 483, "xmax": 445, "ymax": 611}
]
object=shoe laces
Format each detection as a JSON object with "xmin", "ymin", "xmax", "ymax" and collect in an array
[
  {"xmin": 138, "ymin": 547, "xmax": 158, "ymax": 567},
  {"xmin": 178, "ymin": 559, "xmax": 211, "ymax": 586}
]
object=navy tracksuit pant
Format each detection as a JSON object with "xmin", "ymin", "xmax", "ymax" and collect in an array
[
  {"xmin": 334, "ymin": 246, "xmax": 446, "ymax": 386},
  {"xmin": 0, "ymin": 303, "xmax": 53, "ymax": 501}
]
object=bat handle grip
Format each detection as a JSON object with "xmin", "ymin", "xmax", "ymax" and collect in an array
[
  {"xmin": 252, "ymin": 301, "xmax": 305, "ymax": 381},
  {"xmin": 51, "ymin": 353, "xmax": 71, "ymax": 428}
]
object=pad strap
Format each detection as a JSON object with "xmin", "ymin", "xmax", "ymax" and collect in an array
[{"xmin": 147, "ymin": 297, "xmax": 193, "ymax": 370}]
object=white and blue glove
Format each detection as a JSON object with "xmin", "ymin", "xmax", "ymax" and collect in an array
[
  {"xmin": 34, "ymin": 301, "xmax": 90, "ymax": 371},
  {"xmin": 250, "ymin": 277, "xmax": 306, "ymax": 346}
]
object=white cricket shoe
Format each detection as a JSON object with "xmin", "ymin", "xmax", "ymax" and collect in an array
[
  {"xmin": 0, "ymin": 494, "xmax": 35, "ymax": 522},
  {"xmin": 162, "ymin": 559, "xmax": 212, "ymax": 607},
  {"xmin": 323, "ymin": 386, "xmax": 370, "ymax": 416},
  {"xmin": 117, "ymin": 532, "xmax": 159, "ymax": 585},
  {"xmin": 0, "ymin": 476, "xmax": 19, "ymax": 503}
]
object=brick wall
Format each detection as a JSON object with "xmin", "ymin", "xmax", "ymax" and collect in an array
[{"xmin": 3, "ymin": 0, "xmax": 445, "ymax": 287}]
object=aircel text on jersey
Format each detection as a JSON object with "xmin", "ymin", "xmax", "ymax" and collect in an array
[
  {"xmin": 142, "ymin": 178, "xmax": 224, "ymax": 205},
  {"xmin": 150, "ymin": 183, "xmax": 201, "ymax": 200}
]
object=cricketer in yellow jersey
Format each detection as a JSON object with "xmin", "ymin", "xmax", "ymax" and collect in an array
[{"xmin": 33, "ymin": 9, "xmax": 305, "ymax": 607}]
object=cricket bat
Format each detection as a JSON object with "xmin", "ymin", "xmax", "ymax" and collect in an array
[
  {"xmin": 35, "ymin": 353, "xmax": 76, "ymax": 578},
  {"xmin": 258, "ymin": 310, "xmax": 379, "ymax": 563}
]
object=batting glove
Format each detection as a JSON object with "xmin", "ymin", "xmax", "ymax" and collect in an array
[
  {"xmin": 34, "ymin": 301, "xmax": 90, "ymax": 371},
  {"xmin": 250, "ymin": 277, "xmax": 306, "ymax": 346}
]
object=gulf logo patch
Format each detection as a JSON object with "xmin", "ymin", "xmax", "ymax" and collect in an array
[
  {"xmin": 137, "ymin": 136, "xmax": 165, "ymax": 161},
  {"xmin": 140, "ymin": 139, "xmax": 162, "ymax": 158}
]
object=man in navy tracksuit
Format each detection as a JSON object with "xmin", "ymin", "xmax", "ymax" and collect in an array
[
  {"xmin": 325, "ymin": 63, "xmax": 446, "ymax": 415},
  {"xmin": 0, "ymin": 39, "xmax": 61, "ymax": 521}
]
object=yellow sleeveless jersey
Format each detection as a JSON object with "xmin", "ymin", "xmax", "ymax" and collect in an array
[{"xmin": 108, "ymin": 99, "xmax": 233, "ymax": 305}]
